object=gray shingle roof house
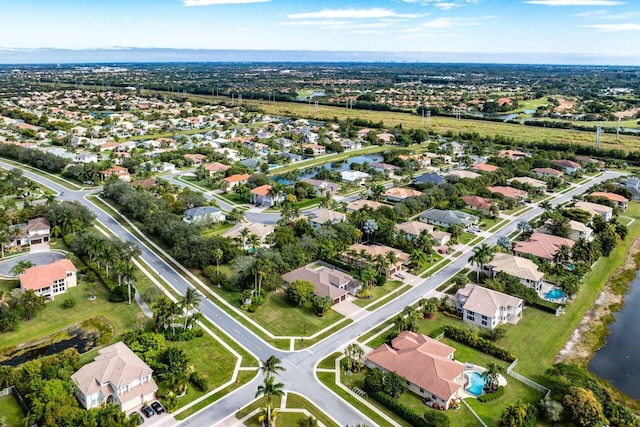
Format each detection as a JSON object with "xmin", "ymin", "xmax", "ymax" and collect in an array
[
  {"xmin": 415, "ymin": 173, "xmax": 445, "ymax": 186},
  {"xmin": 418, "ymin": 209, "xmax": 478, "ymax": 229},
  {"xmin": 183, "ymin": 206, "xmax": 226, "ymax": 223}
]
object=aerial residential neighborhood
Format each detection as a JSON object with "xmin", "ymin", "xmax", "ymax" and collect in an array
[{"xmin": 1, "ymin": 7, "xmax": 640, "ymax": 426}]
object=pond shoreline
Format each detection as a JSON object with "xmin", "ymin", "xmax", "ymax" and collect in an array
[{"xmin": 556, "ymin": 237, "xmax": 640, "ymax": 366}]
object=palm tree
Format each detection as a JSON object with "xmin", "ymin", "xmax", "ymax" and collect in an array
[
  {"xmin": 153, "ymin": 296, "xmax": 172, "ymax": 331},
  {"xmin": 469, "ymin": 243, "xmax": 494, "ymax": 282},
  {"xmin": 255, "ymin": 376, "xmax": 285, "ymax": 427},
  {"xmin": 10, "ymin": 260, "xmax": 34, "ymax": 276},
  {"xmin": 260, "ymin": 355, "xmax": 285, "ymax": 379},
  {"xmin": 239, "ymin": 227, "xmax": 250, "ymax": 250},
  {"xmin": 482, "ymin": 362, "xmax": 504, "ymax": 391},
  {"xmin": 168, "ymin": 300, "xmax": 182, "ymax": 336},
  {"xmin": 181, "ymin": 288, "xmax": 202, "ymax": 329},
  {"xmin": 386, "ymin": 250, "xmax": 399, "ymax": 271},
  {"xmin": 374, "ymin": 254, "xmax": 390, "ymax": 276},
  {"xmin": 409, "ymin": 249, "xmax": 427, "ymax": 268},
  {"xmin": 119, "ymin": 261, "xmax": 137, "ymax": 305},
  {"xmin": 267, "ymin": 185, "xmax": 282, "ymax": 207},
  {"xmin": 298, "ymin": 415, "xmax": 319, "ymax": 427},
  {"xmin": 213, "ymin": 248, "xmax": 224, "ymax": 287},
  {"xmin": 502, "ymin": 400, "xmax": 530, "ymax": 427},
  {"xmin": 496, "ymin": 236, "xmax": 511, "ymax": 252},
  {"xmin": 554, "ymin": 244, "xmax": 572, "ymax": 268},
  {"xmin": 540, "ymin": 200, "xmax": 552, "ymax": 211},
  {"xmin": 100, "ymin": 244, "xmax": 115, "ymax": 276},
  {"xmin": 248, "ymin": 234, "xmax": 261, "ymax": 253}
]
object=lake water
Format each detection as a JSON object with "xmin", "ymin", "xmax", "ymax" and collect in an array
[
  {"xmin": 273, "ymin": 153, "xmax": 382, "ymax": 183},
  {"xmin": 1, "ymin": 330, "xmax": 98, "ymax": 367},
  {"xmin": 588, "ymin": 269, "xmax": 640, "ymax": 398}
]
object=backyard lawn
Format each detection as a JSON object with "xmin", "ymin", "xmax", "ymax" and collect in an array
[
  {"xmin": 0, "ymin": 279, "xmax": 144, "ymax": 356},
  {"xmin": 352, "ymin": 280, "xmax": 403, "ymax": 308},
  {"xmin": 0, "ymin": 393, "xmax": 24, "ymax": 427}
]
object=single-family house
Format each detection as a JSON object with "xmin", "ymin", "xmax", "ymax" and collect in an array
[
  {"xmin": 300, "ymin": 178, "xmax": 341, "ymax": 197},
  {"xmin": 19, "ymin": 259, "xmax": 78, "ymax": 301},
  {"xmin": 341, "ymin": 243, "xmax": 410, "ymax": 276},
  {"xmin": 431, "ymin": 230, "xmax": 452, "ymax": 246},
  {"xmin": 418, "ymin": 209, "xmax": 478, "ymax": 229},
  {"xmin": 222, "ymin": 222, "xmax": 274, "ymax": 250},
  {"xmin": 532, "ymin": 168, "xmax": 564, "ymax": 179},
  {"xmin": 415, "ymin": 173, "xmax": 444, "ymax": 186},
  {"xmin": 282, "ymin": 263, "xmax": 361, "ymax": 305},
  {"xmin": 340, "ymin": 140, "xmax": 362, "ymax": 151},
  {"xmin": 251, "ymin": 185, "xmax": 284, "ymax": 207},
  {"xmin": 395, "ymin": 221, "xmax": 434, "ymax": 240},
  {"xmin": 506, "ymin": 177, "xmax": 547, "ymax": 190},
  {"xmin": 471, "ymin": 163, "xmax": 500, "ymax": 173},
  {"xmin": 540, "ymin": 219, "xmax": 593, "ymax": 242},
  {"xmin": 460, "ymin": 195, "xmax": 494, "ymax": 213},
  {"xmin": 626, "ymin": 177, "xmax": 640, "ymax": 200},
  {"xmin": 366, "ymin": 331, "xmax": 466, "ymax": 410},
  {"xmin": 183, "ymin": 206, "xmax": 226, "ymax": 223},
  {"xmin": 74, "ymin": 152, "xmax": 99, "ymax": 164},
  {"xmin": 589, "ymin": 192, "xmax": 628, "ymax": 212},
  {"xmin": 513, "ymin": 232, "xmax": 575, "ymax": 263},
  {"xmin": 307, "ymin": 209, "xmax": 346, "ymax": 229},
  {"xmin": 202, "ymin": 162, "xmax": 231, "ymax": 177},
  {"xmin": 370, "ymin": 162, "xmax": 402, "ymax": 174},
  {"xmin": 384, "ymin": 187, "xmax": 423, "ymax": 202},
  {"xmin": 345, "ymin": 199, "xmax": 387, "ymax": 212},
  {"xmin": 184, "ymin": 153, "xmax": 207, "ymax": 166},
  {"xmin": 377, "ymin": 132, "xmax": 395, "ymax": 143},
  {"xmin": 488, "ymin": 186, "xmax": 528, "ymax": 200},
  {"xmin": 303, "ymin": 144, "xmax": 326, "ymax": 156},
  {"xmin": 444, "ymin": 170, "xmax": 481, "ymax": 180},
  {"xmin": 8, "ymin": 217, "xmax": 51, "ymax": 252},
  {"xmin": 453, "ymin": 284, "xmax": 524, "ymax": 330},
  {"xmin": 100, "ymin": 166, "xmax": 131, "ymax": 182},
  {"xmin": 574, "ymin": 201, "xmax": 614, "ymax": 221},
  {"xmin": 340, "ymin": 170, "xmax": 370, "ymax": 185},
  {"xmin": 71, "ymin": 342, "xmax": 158, "ymax": 411},
  {"xmin": 484, "ymin": 253, "xmax": 544, "ymax": 292},
  {"xmin": 222, "ymin": 173, "xmax": 250, "ymax": 191},
  {"xmin": 551, "ymin": 159, "xmax": 582, "ymax": 174},
  {"xmin": 498, "ymin": 150, "xmax": 529, "ymax": 161}
]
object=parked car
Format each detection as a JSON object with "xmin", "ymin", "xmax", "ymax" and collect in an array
[
  {"xmin": 141, "ymin": 406, "xmax": 154, "ymax": 418},
  {"xmin": 130, "ymin": 412, "xmax": 144, "ymax": 425},
  {"xmin": 151, "ymin": 401, "xmax": 165, "ymax": 414},
  {"xmin": 395, "ymin": 272, "xmax": 407, "ymax": 279}
]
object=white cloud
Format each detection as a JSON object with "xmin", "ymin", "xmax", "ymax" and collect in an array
[
  {"xmin": 402, "ymin": 0, "xmax": 479, "ymax": 7},
  {"xmin": 183, "ymin": 0, "xmax": 269, "ymax": 5},
  {"xmin": 583, "ymin": 22, "xmax": 640, "ymax": 30},
  {"xmin": 287, "ymin": 8, "xmax": 419, "ymax": 20},
  {"xmin": 278, "ymin": 20, "xmax": 351, "ymax": 26},
  {"xmin": 433, "ymin": 3, "xmax": 460, "ymax": 9},
  {"xmin": 524, "ymin": 0, "xmax": 624, "ymax": 6}
]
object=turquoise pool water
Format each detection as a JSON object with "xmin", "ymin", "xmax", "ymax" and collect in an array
[
  {"xmin": 465, "ymin": 371, "xmax": 485, "ymax": 396},
  {"xmin": 544, "ymin": 288, "xmax": 565, "ymax": 299}
]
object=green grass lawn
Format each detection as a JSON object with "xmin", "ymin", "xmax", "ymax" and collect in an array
[
  {"xmin": 212, "ymin": 288, "xmax": 344, "ymax": 337},
  {"xmin": 0, "ymin": 393, "xmax": 25, "ymax": 427},
  {"xmin": 352, "ymin": 280, "xmax": 404, "ymax": 308},
  {"xmin": 0, "ymin": 281, "xmax": 144, "ymax": 356},
  {"xmin": 201, "ymin": 222, "xmax": 233, "ymax": 237},
  {"xmin": 412, "ymin": 253, "xmax": 443, "ymax": 275},
  {"xmin": 284, "ymin": 393, "xmax": 340, "ymax": 427},
  {"xmin": 458, "ymin": 232, "xmax": 474, "ymax": 245},
  {"xmin": 218, "ymin": 192, "xmax": 247, "ymax": 205}
]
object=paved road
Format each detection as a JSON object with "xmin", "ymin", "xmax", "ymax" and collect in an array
[
  {"xmin": 5, "ymin": 161, "xmax": 620, "ymax": 426},
  {"xmin": 0, "ymin": 251, "xmax": 65, "ymax": 276}
]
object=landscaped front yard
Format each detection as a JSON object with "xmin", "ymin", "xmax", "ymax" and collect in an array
[
  {"xmin": 352, "ymin": 280, "xmax": 404, "ymax": 308},
  {"xmin": 0, "ymin": 393, "xmax": 24, "ymax": 427}
]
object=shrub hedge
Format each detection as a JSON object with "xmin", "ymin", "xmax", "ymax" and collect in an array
[
  {"xmin": 478, "ymin": 386, "xmax": 505, "ymax": 402},
  {"xmin": 371, "ymin": 391, "xmax": 450, "ymax": 427}
]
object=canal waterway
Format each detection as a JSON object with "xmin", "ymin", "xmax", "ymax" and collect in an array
[{"xmin": 588, "ymin": 269, "xmax": 640, "ymax": 398}]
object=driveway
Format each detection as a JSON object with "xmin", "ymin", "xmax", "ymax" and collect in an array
[
  {"xmin": 332, "ymin": 296, "xmax": 367, "ymax": 320},
  {"xmin": 0, "ymin": 251, "xmax": 65, "ymax": 276}
]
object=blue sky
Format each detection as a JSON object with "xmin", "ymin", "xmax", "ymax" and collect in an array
[{"xmin": 1, "ymin": 0, "xmax": 639, "ymax": 63}]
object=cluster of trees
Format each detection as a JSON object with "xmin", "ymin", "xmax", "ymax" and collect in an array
[
  {"xmin": 66, "ymin": 232, "xmax": 140, "ymax": 302},
  {"xmin": 102, "ymin": 179, "xmax": 237, "ymax": 269},
  {"xmin": 285, "ymin": 279, "xmax": 333, "ymax": 317},
  {"xmin": 0, "ymin": 288, "xmax": 46, "ymax": 332},
  {"xmin": 152, "ymin": 288, "xmax": 203, "ymax": 340},
  {"xmin": 0, "ymin": 144, "xmax": 68, "ymax": 173},
  {"xmin": 0, "ymin": 348, "xmax": 138, "ymax": 426}
]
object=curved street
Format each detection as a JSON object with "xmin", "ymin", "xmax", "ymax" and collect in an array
[{"xmin": 1, "ymin": 161, "xmax": 621, "ymax": 426}]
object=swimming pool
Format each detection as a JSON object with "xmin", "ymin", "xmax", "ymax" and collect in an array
[
  {"xmin": 465, "ymin": 371, "xmax": 485, "ymax": 396},
  {"xmin": 544, "ymin": 288, "xmax": 565, "ymax": 300}
]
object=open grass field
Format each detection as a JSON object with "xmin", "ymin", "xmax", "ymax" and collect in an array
[
  {"xmin": 0, "ymin": 393, "xmax": 24, "ymax": 427},
  {"xmin": 0, "ymin": 280, "xmax": 144, "ymax": 355},
  {"xmin": 156, "ymin": 91, "xmax": 640, "ymax": 152}
]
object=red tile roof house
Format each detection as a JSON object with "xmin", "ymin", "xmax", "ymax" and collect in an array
[
  {"xmin": 100, "ymin": 166, "xmax": 131, "ymax": 182},
  {"xmin": 513, "ymin": 232, "xmax": 575, "ymax": 263},
  {"xmin": 488, "ymin": 186, "xmax": 528, "ymax": 200},
  {"xmin": 282, "ymin": 262, "xmax": 361, "ymax": 305},
  {"xmin": 460, "ymin": 195, "xmax": 494, "ymax": 213},
  {"xmin": 383, "ymin": 187, "xmax": 423, "ymax": 202},
  {"xmin": 532, "ymin": 167, "xmax": 564, "ymax": 179},
  {"xmin": 366, "ymin": 331, "xmax": 466, "ymax": 410},
  {"xmin": 589, "ymin": 192, "xmax": 629, "ymax": 212},
  {"xmin": 221, "ymin": 173, "xmax": 250, "ymax": 192},
  {"xmin": 471, "ymin": 163, "xmax": 500, "ymax": 173},
  {"xmin": 454, "ymin": 284, "xmax": 524, "ymax": 330},
  {"xmin": 498, "ymin": 150, "xmax": 529, "ymax": 161},
  {"xmin": 550, "ymin": 159, "xmax": 582, "ymax": 174},
  {"xmin": 303, "ymin": 144, "xmax": 326, "ymax": 156},
  {"xmin": 19, "ymin": 259, "xmax": 78, "ymax": 301},
  {"xmin": 184, "ymin": 153, "xmax": 207, "ymax": 166},
  {"xmin": 202, "ymin": 162, "xmax": 231, "ymax": 177},
  {"xmin": 250, "ymin": 184, "xmax": 284, "ymax": 207},
  {"xmin": 71, "ymin": 341, "xmax": 158, "ymax": 411}
]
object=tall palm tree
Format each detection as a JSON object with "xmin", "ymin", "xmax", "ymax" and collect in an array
[
  {"xmin": 238, "ymin": 227, "xmax": 250, "ymax": 250},
  {"xmin": 409, "ymin": 249, "xmax": 427, "ymax": 268},
  {"xmin": 153, "ymin": 296, "xmax": 172, "ymax": 331},
  {"xmin": 100, "ymin": 244, "xmax": 115, "ymax": 276},
  {"xmin": 168, "ymin": 301, "xmax": 182, "ymax": 335},
  {"xmin": 181, "ymin": 288, "xmax": 202, "ymax": 329},
  {"xmin": 255, "ymin": 376, "xmax": 285, "ymax": 427},
  {"xmin": 10, "ymin": 260, "xmax": 34, "ymax": 276},
  {"xmin": 213, "ymin": 248, "xmax": 224, "ymax": 286},
  {"xmin": 260, "ymin": 355, "xmax": 285, "ymax": 379},
  {"xmin": 469, "ymin": 243, "xmax": 494, "ymax": 282},
  {"xmin": 554, "ymin": 244, "xmax": 572, "ymax": 268},
  {"xmin": 248, "ymin": 234, "xmax": 261, "ymax": 253}
]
